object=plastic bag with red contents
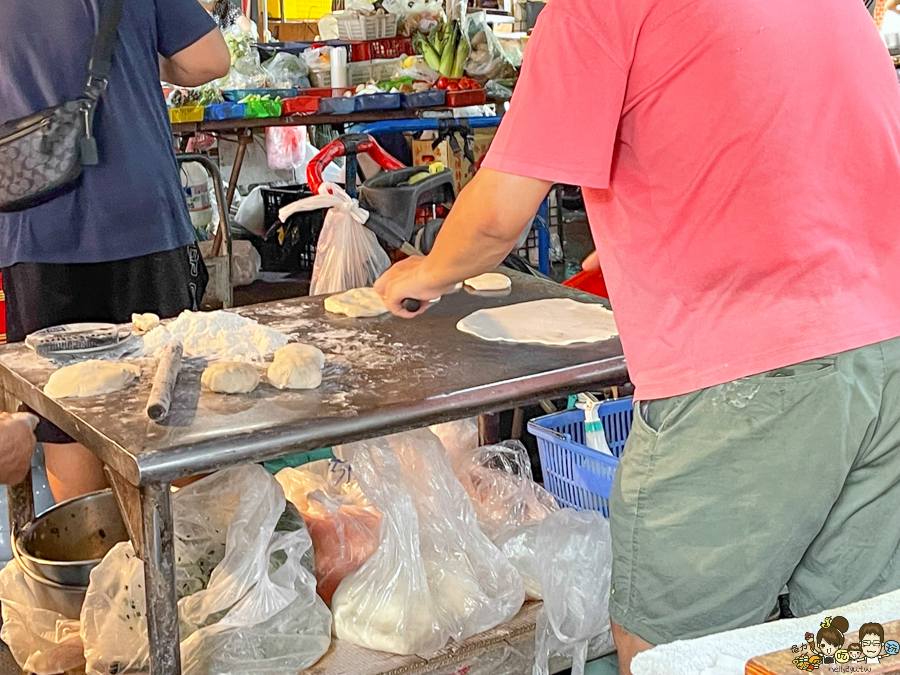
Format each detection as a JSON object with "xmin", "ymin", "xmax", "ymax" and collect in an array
[{"xmin": 276, "ymin": 459, "xmax": 382, "ymax": 606}]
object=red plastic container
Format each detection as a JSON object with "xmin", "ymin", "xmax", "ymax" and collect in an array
[
  {"xmin": 347, "ymin": 37, "xmax": 415, "ymax": 62},
  {"xmin": 346, "ymin": 41, "xmax": 372, "ymax": 62},
  {"xmin": 445, "ymin": 88, "xmax": 487, "ymax": 107},
  {"xmin": 282, "ymin": 95, "xmax": 320, "ymax": 115},
  {"xmin": 563, "ymin": 268, "xmax": 609, "ymax": 299},
  {"xmin": 297, "ymin": 87, "xmax": 353, "ymax": 98}
]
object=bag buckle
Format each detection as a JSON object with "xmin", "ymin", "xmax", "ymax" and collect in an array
[{"xmin": 84, "ymin": 76, "xmax": 108, "ymax": 99}]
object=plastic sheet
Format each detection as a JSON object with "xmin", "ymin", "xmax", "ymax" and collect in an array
[
  {"xmin": 81, "ymin": 465, "xmax": 332, "ymax": 675},
  {"xmin": 277, "ymin": 459, "xmax": 382, "ymax": 606},
  {"xmin": 278, "ymin": 182, "xmax": 391, "ymax": 295},
  {"xmin": 533, "ymin": 509, "xmax": 613, "ymax": 675},
  {"xmin": 332, "ymin": 429, "xmax": 524, "ymax": 654}
]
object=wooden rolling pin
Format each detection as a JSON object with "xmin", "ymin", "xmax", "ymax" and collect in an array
[{"xmin": 146, "ymin": 340, "xmax": 183, "ymax": 422}]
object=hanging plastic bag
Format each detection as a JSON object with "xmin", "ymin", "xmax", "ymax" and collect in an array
[
  {"xmin": 263, "ymin": 52, "xmax": 309, "ymax": 88},
  {"xmin": 533, "ymin": 510, "xmax": 613, "ymax": 675},
  {"xmin": 267, "ymin": 126, "xmax": 310, "ymax": 171},
  {"xmin": 279, "ymin": 182, "xmax": 391, "ymax": 295},
  {"xmin": 383, "ymin": 0, "xmax": 444, "ymax": 35},
  {"xmin": 0, "ymin": 561, "xmax": 84, "ymax": 675},
  {"xmin": 332, "ymin": 429, "xmax": 524, "ymax": 654},
  {"xmin": 276, "ymin": 459, "xmax": 382, "ymax": 606},
  {"xmin": 81, "ymin": 465, "xmax": 332, "ymax": 675},
  {"xmin": 463, "ymin": 12, "xmax": 517, "ymax": 84}
]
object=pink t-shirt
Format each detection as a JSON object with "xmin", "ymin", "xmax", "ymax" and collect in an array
[{"xmin": 483, "ymin": 0, "xmax": 900, "ymax": 400}]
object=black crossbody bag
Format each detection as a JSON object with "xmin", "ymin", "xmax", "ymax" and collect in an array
[{"xmin": 0, "ymin": 0, "xmax": 125, "ymax": 213}]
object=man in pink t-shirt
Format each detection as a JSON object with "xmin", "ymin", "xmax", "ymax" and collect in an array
[{"xmin": 376, "ymin": 0, "xmax": 900, "ymax": 669}]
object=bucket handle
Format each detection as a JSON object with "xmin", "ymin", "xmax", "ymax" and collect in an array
[{"xmin": 11, "ymin": 534, "xmax": 89, "ymax": 592}]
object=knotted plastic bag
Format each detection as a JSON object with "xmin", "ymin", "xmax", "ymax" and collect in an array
[
  {"xmin": 533, "ymin": 509, "xmax": 613, "ymax": 675},
  {"xmin": 81, "ymin": 465, "xmax": 332, "ymax": 675},
  {"xmin": 276, "ymin": 459, "xmax": 382, "ymax": 606},
  {"xmin": 332, "ymin": 429, "xmax": 524, "ymax": 655},
  {"xmin": 279, "ymin": 182, "xmax": 391, "ymax": 295},
  {"xmin": 0, "ymin": 561, "xmax": 84, "ymax": 675}
]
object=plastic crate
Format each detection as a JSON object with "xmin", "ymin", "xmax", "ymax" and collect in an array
[
  {"xmin": 222, "ymin": 88, "xmax": 297, "ymax": 102},
  {"xmin": 528, "ymin": 397, "xmax": 634, "ymax": 515},
  {"xmin": 204, "ymin": 102, "xmax": 247, "ymax": 121},
  {"xmin": 334, "ymin": 12, "xmax": 397, "ymax": 40},
  {"xmin": 282, "ymin": 95, "xmax": 320, "ymax": 115},
  {"xmin": 259, "ymin": 185, "xmax": 327, "ymax": 271},
  {"xmin": 370, "ymin": 36, "xmax": 414, "ymax": 59},
  {"xmin": 310, "ymin": 61, "xmax": 373, "ymax": 88},
  {"xmin": 168, "ymin": 105, "xmax": 205, "ymax": 124},
  {"xmin": 318, "ymin": 92, "xmax": 356, "ymax": 114},
  {"xmin": 370, "ymin": 58, "xmax": 402, "ymax": 81},
  {"xmin": 243, "ymin": 99, "xmax": 283, "ymax": 118},
  {"xmin": 401, "ymin": 89, "xmax": 446, "ymax": 108},
  {"xmin": 353, "ymin": 92, "xmax": 401, "ymax": 111},
  {"xmin": 446, "ymin": 88, "xmax": 487, "ymax": 107}
]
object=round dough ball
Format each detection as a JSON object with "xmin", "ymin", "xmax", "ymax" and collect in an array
[
  {"xmin": 131, "ymin": 312, "xmax": 160, "ymax": 334},
  {"xmin": 267, "ymin": 343, "xmax": 325, "ymax": 390},
  {"xmin": 324, "ymin": 288, "xmax": 388, "ymax": 318},
  {"xmin": 201, "ymin": 361, "xmax": 260, "ymax": 394},
  {"xmin": 464, "ymin": 273, "xmax": 511, "ymax": 292},
  {"xmin": 44, "ymin": 361, "xmax": 141, "ymax": 399}
]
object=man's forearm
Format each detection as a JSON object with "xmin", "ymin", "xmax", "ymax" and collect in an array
[{"xmin": 420, "ymin": 168, "xmax": 552, "ymax": 287}]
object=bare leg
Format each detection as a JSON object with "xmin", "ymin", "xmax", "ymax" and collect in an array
[
  {"xmin": 43, "ymin": 442, "xmax": 108, "ymax": 503},
  {"xmin": 612, "ymin": 620, "xmax": 654, "ymax": 675}
]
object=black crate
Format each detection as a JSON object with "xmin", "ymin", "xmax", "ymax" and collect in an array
[{"xmin": 258, "ymin": 185, "xmax": 326, "ymax": 273}]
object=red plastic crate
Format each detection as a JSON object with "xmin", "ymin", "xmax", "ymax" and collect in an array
[
  {"xmin": 370, "ymin": 36, "xmax": 414, "ymax": 59},
  {"xmin": 446, "ymin": 88, "xmax": 487, "ymax": 107},
  {"xmin": 296, "ymin": 87, "xmax": 353, "ymax": 98},
  {"xmin": 282, "ymin": 95, "xmax": 320, "ymax": 115},
  {"xmin": 346, "ymin": 41, "xmax": 372, "ymax": 62}
]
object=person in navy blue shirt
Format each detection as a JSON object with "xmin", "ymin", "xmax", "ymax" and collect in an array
[{"xmin": 0, "ymin": 0, "xmax": 229, "ymax": 502}]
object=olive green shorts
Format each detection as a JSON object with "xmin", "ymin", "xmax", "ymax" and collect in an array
[{"xmin": 608, "ymin": 336, "xmax": 900, "ymax": 645}]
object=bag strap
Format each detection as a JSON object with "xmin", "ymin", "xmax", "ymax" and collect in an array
[{"xmin": 84, "ymin": 0, "xmax": 127, "ymax": 99}]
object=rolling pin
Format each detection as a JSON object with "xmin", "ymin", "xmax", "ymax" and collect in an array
[{"xmin": 146, "ymin": 340, "xmax": 183, "ymax": 422}]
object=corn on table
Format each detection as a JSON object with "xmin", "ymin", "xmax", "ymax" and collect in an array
[{"xmin": 0, "ymin": 272, "xmax": 627, "ymax": 675}]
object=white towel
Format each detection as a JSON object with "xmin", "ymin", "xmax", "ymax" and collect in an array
[{"xmin": 632, "ymin": 589, "xmax": 900, "ymax": 675}]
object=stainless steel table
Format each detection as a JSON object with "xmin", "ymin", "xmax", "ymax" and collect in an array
[{"xmin": 0, "ymin": 272, "xmax": 627, "ymax": 675}]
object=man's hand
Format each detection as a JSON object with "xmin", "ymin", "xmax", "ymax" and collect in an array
[
  {"xmin": 582, "ymin": 251, "xmax": 601, "ymax": 271},
  {"xmin": 0, "ymin": 413, "xmax": 37, "ymax": 485},
  {"xmin": 374, "ymin": 256, "xmax": 457, "ymax": 318}
]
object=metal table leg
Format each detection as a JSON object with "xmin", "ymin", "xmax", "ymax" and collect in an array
[
  {"xmin": 225, "ymin": 128, "xmax": 253, "ymax": 212},
  {"xmin": 141, "ymin": 483, "xmax": 181, "ymax": 675}
]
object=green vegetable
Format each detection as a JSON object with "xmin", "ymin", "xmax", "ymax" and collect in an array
[
  {"xmin": 439, "ymin": 24, "xmax": 459, "ymax": 78},
  {"xmin": 429, "ymin": 28, "xmax": 443, "ymax": 53},
  {"xmin": 451, "ymin": 35, "xmax": 470, "ymax": 79},
  {"xmin": 416, "ymin": 34, "xmax": 442, "ymax": 71}
]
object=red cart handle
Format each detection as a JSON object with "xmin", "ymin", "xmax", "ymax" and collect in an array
[{"xmin": 307, "ymin": 134, "xmax": 406, "ymax": 194}]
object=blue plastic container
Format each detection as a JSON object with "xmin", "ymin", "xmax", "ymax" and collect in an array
[
  {"xmin": 204, "ymin": 102, "xmax": 247, "ymax": 121},
  {"xmin": 401, "ymin": 89, "xmax": 446, "ymax": 109},
  {"xmin": 528, "ymin": 397, "xmax": 634, "ymax": 515},
  {"xmin": 353, "ymin": 92, "xmax": 401, "ymax": 112},
  {"xmin": 319, "ymin": 95, "xmax": 356, "ymax": 115}
]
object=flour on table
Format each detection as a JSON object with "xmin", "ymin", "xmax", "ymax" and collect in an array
[
  {"xmin": 142, "ymin": 310, "xmax": 288, "ymax": 361},
  {"xmin": 267, "ymin": 343, "xmax": 325, "ymax": 390},
  {"xmin": 44, "ymin": 361, "xmax": 141, "ymax": 399},
  {"xmin": 201, "ymin": 361, "xmax": 260, "ymax": 394},
  {"xmin": 324, "ymin": 288, "xmax": 388, "ymax": 318},
  {"xmin": 457, "ymin": 299, "xmax": 618, "ymax": 346}
]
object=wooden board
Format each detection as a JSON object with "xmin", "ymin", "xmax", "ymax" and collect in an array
[{"xmin": 746, "ymin": 619, "xmax": 900, "ymax": 674}]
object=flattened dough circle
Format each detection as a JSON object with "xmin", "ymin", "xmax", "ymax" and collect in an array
[
  {"xmin": 324, "ymin": 288, "xmax": 388, "ymax": 318},
  {"xmin": 456, "ymin": 298, "xmax": 618, "ymax": 345},
  {"xmin": 44, "ymin": 360, "xmax": 141, "ymax": 398},
  {"xmin": 201, "ymin": 361, "xmax": 260, "ymax": 394},
  {"xmin": 464, "ymin": 273, "xmax": 511, "ymax": 291}
]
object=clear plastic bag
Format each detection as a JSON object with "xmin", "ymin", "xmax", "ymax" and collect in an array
[
  {"xmin": 463, "ymin": 12, "xmax": 517, "ymax": 84},
  {"xmin": 81, "ymin": 465, "xmax": 332, "ymax": 675},
  {"xmin": 276, "ymin": 459, "xmax": 383, "ymax": 606},
  {"xmin": 278, "ymin": 182, "xmax": 391, "ymax": 296},
  {"xmin": 333, "ymin": 429, "xmax": 524, "ymax": 654},
  {"xmin": 0, "ymin": 561, "xmax": 84, "ymax": 675},
  {"xmin": 383, "ymin": 0, "xmax": 444, "ymax": 35},
  {"xmin": 263, "ymin": 52, "xmax": 309, "ymax": 88},
  {"xmin": 533, "ymin": 510, "xmax": 613, "ymax": 675}
]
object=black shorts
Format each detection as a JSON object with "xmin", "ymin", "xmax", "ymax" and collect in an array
[{"xmin": 3, "ymin": 243, "xmax": 208, "ymax": 443}]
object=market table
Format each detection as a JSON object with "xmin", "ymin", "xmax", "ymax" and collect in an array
[{"xmin": 0, "ymin": 272, "xmax": 627, "ymax": 675}]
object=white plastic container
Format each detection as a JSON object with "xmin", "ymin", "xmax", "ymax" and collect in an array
[{"xmin": 180, "ymin": 162, "xmax": 213, "ymax": 231}]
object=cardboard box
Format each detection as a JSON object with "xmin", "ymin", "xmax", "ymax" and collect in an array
[{"xmin": 411, "ymin": 128, "xmax": 497, "ymax": 190}]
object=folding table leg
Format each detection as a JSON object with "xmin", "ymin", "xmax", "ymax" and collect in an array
[{"xmin": 141, "ymin": 483, "xmax": 182, "ymax": 675}]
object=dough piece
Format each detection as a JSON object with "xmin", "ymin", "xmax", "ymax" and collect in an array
[
  {"xmin": 324, "ymin": 288, "xmax": 389, "ymax": 318},
  {"xmin": 201, "ymin": 361, "xmax": 260, "ymax": 394},
  {"xmin": 268, "ymin": 343, "xmax": 326, "ymax": 390},
  {"xmin": 44, "ymin": 361, "xmax": 141, "ymax": 399},
  {"xmin": 131, "ymin": 313, "xmax": 160, "ymax": 334},
  {"xmin": 457, "ymin": 298, "xmax": 618, "ymax": 346},
  {"xmin": 464, "ymin": 273, "xmax": 511, "ymax": 292}
]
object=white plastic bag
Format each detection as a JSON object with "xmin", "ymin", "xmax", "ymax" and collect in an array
[
  {"xmin": 263, "ymin": 52, "xmax": 309, "ymax": 88},
  {"xmin": 332, "ymin": 429, "xmax": 524, "ymax": 654},
  {"xmin": 235, "ymin": 185, "xmax": 266, "ymax": 236},
  {"xmin": 276, "ymin": 459, "xmax": 382, "ymax": 606},
  {"xmin": 533, "ymin": 510, "xmax": 613, "ymax": 675},
  {"xmin": 279, "ymin": 182, "xmax": 391, "ymax": 295},
  {"xmin": 81, "ymin": 465, "xmax": 332, "ymax": 675},
  {"xmin": 0, "ymin": 561, "xmax": 84, "ymax": 675}
]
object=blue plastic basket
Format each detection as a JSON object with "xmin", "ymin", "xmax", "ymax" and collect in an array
[{"xmin": 528, "ymin": 397, "xmax": 634, "ymax": 515}]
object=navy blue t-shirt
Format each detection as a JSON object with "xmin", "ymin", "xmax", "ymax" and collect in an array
[{"xmin": 0, "ymin": 0, "xmax": 215, "ymax": 267}]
